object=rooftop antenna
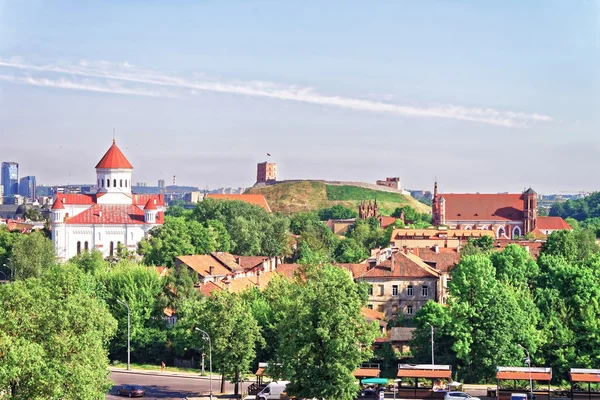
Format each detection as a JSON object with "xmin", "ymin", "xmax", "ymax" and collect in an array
[{"xmin": 113, "ymin": 128, "xmax": 116, "ymax": 143}]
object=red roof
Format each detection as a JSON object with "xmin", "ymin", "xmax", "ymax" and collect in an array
[
  {"xmin": 65, "ymin": 204, "xmax": 164, "ymax": 225},
  {"xmin": 379, "ymin": 216, "xmax": 398, "ymax": 229},
  {"xmin": 412, "ymin": 247, "xmax": 459, "ymax": 272},
  {"xmin": 95, "ymin": 140, "xmax": 133, "ymax": 169},
  {"xmin": 359, "ymin": 251, "xmax": 440, "ymax": 279},
  {"xmin": 496, "ymin": 371, "xmax": 551, "ymax": 381},
  {"xmin": 397, "ymin": 369, "xmax": 452, "ymax": 379},
  {"xmin": 353, "ymin": 368, "xmax": 381, "ymax": 378},
  {"xmin": 55, "ymin": 193, "xmax": 97, "ymax": 205},
  {"xmin": 361, "ymin": 306, "xmax": 385, "ymax": 321},
  {"xmin": 536, "ymin": 216, "xmax": 571, "ymax": 231},
  {"xmin": 438, "ymin": 193, "xmax": 524, "ymax": 222},
  {"xmin": 132, "ymin": 194, "xmax": 165, "ymax": 207},
  {"xmin": 197, "ymin": 281, "xmax": 223, "ymax": 297},
  {"xmin": 570, "ymin": 373, "xmax": 600, "ymax": 383},
  {"xmin": 144, "ymin": 198, "xmax": 158, "ymax": 210},
  {"xmin": 206, "ymin": 194, "xmax": 272, "ymax": 213},
  {"xmin": 51, "ymin": 199, "xmax": 65, "ymax": 210}
]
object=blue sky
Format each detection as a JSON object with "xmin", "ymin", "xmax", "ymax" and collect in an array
[{"xmin": 0, "ymin": 0, "xmax": 598, "ymax": 193}]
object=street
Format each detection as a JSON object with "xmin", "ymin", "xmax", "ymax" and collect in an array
[{"xmin": 107, "ymin": 370, "xmax": 253, "ymax": 399}]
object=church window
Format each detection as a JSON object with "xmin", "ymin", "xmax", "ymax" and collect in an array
[
  {"xmin": 513, "ymin": 226, "xmax": 522, "ymax": 239},
  {"xmin": 497, "ymin": 227, "xmax": 505, "ymax": 239},
  {"xmin": 125, "ymin": 180, "xmax": 128, "ymax": 188},
  {"xmin": 113, "ymin": 179, "xmax": 117, "ymax": 187},
  {"xmin": 77, "ymin": 241, "xmax": 81, "ymax": 255},
  {"xmin": 120, "ymin": 179, "xmax": 123, "ymax": 187},
  {"xmin": 110, "ymin": 242, "xmax": 114, "ymax": 257},
  {"xmin": 84, "ymin": 241, "xmax": 89, "ymax": 252},
  {"xmin": 107, "ymin": 179, "xmax": 110, "ymax": 188}
]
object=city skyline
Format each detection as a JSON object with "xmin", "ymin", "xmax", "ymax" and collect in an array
[{"xmin": 1, "ymin": 1, "xmax": 598, "ymax": 193}]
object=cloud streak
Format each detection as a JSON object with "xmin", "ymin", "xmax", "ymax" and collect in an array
[{"xmin": 0, "ymin": 57, "xmax": 552, "ymax": 127}]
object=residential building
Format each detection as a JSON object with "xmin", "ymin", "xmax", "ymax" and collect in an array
[
  {"xmin": 50, "ymin": 139, "xmax": 165, "ymax": 261},
  {"xmin": 176, "ymin": 252, "xmax": 245, "ymax": 283},
  {"xmin": 390, "ymin": 228, "xmax": 494, "ymax": 249},
  {"xmin": 184, "ymin": 191, "xmax": 204, "ymax": 203},
  {"xmin": 256, "ymin": 161, "xmax": 277, "ymax": 184},
  {"xmin": 18, "ymin": 176, "xmax": 36, "ymax": 202},
  {"xmin": 534, "ymin": 216, "xmax": 572, "ymax": 236},
  {"xmin": 1, "ymin": 162, "xmax": 19, "ymax": 197},
  {"xmin": 206, "ymin": 193, "xmax": 272, "ymax": 212},
  {"xmin": 432, "ymin": 183, "xmax": 571, "ymax": 239}
]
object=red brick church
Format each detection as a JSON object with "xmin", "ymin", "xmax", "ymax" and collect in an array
[{"xmin": 432, "ymin": 183, "xmax": 571, "ymax": 239}]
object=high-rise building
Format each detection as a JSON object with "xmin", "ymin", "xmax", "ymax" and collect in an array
[
  {"xmin": 256, "ymin": 161, "xmax": 277, "ymax": 184},
  {"xmin": 19, "ymin": 176, "xmax": 37, "ymax": 201},
  {"xmin": 158, "ymin": 179, "xmax": 165, "ymax": 189},
  {"xmin": 1, "ymin": 162, "xmax": 19, "ymax": 196}
]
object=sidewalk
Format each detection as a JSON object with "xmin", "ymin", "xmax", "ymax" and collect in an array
[{"xmin": 109, "ymin": 366, "xmax": 222, "ymax": 380}]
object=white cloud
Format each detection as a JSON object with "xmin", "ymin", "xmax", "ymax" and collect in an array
[{"xmin": 0, "ymin": 57, "xmax": 553, "ymax": 127}]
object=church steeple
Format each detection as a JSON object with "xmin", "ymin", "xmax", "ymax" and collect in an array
[{"xmin": 95, "ymin": 139, "xmax": 133, "ymax": 200}]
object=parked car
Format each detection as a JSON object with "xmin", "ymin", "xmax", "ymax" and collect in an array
[
  {"xmin": 357, "ymin": 389, "xmax": 379, "ymax": 399},
  {"xmin": 257, "ymin": 381, "xmax": 290, "ymax": 400},
  {"xmin": 445, "ymin": 391, "xmax": 480, "ymax": 400},
  {"xmin": 116, "ymin": 385, "xmax": 145, "ymax": 397}
]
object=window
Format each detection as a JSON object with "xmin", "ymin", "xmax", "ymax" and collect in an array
[
  {"xmin": 98, "ymin": 232, "xmax": 101, "ymax": 241},
  {"xmin": 378, "ymin": 285, "xmax": 384, "ymax": 296},
  {"xmin": 125, "ymin": 180, "xmax": 128, "ymax": 187},
  {"xmin": 377, "ymin": 305, "xmax": 384, "ymax": 313},
  {"xmin": 407, "ymin": 285, "xmax": 413, "ymax": 296},
  {"xmin": 76, "ymin": 241, "xmax": 81, "ymax": 255},
  {"xmin": 120, "ymin": 179, "xmax": 123, "ymax": 187},
  {"xmin": 131, "ymin": 232, "xmax": 134, "ymax": 241},
  {"xmin": 113, "ymin": 179, "xmax": 117, "ymax": 187},
  {"xmin": 422, "ymin": 286, "xmax": 429, "ymax": 297},
  {"xmin": 368, "ymin": 285, "xmax": 373, "ymax": 296},
  {"xmin": 392, "ymin": 285, "xmax": 398, "ymax": 296},
  {"xmin": 109, "ymin": 241, "xmax": 114, "ymax": 257},
  {"xmin": 367, "ymin": 304, "xmax": 373, "ymax": 309},
  {"xmin": 392, "ymin": 304, "xmax": 398, "ymax": 314},
  {"xmin": 84, "ymin": 241, "xmax": 89, "ymax": 252},
  {"xmin": 513, "ymin": 226, "xmax": 522, "ymax": 239},
  {"xmin": 406, "ymin": 305, "xmax": 413, "ymax": 315},
  {"xmin": 107, "ymin": 179, "xmax": 110, "ymax": 187},
  {"xmin": 97, "ymin": 179, "xmax": 100, "ymax": 187}
]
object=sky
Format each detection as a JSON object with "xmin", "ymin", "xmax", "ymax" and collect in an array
[{"xmin": 0, "ymin": 0, "xmax": 598, "ymax": 194}]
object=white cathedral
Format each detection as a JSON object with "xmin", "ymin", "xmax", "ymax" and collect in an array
[{"xmin": 51, "ymin": 139, "xmax": 165, "ymax": 261}]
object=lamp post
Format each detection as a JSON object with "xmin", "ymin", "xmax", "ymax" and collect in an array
[
  {"xmin": 117, "ymin": 300, "xmax": 130, "ymax": 371},
  {"xmin": 196, "ymin": 328, "xmax": 213, "ymax": 400},
  {"xmin": 426, "ymin": 322, "xmax": 435, "ymax": 365},
  {"xmin": 518, "ymin": 344, "xmax": 533, "ymax": 400}
]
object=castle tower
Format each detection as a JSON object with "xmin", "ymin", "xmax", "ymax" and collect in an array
[
  {"xmin": 523, "ymin": 188, "xmax": 537, "ymax": 233},
  {"xmin": 256, "ymin": 161, "xmax": 277, "ymax": 184}
]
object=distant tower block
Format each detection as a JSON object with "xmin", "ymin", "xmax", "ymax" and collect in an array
[
  {"xmin": 256, "ymin": 162, "xmax": 277, "ymax": 184},
  {"xmin": 173, "ymin": 175, "xmax": 176, "ymax": 186}
]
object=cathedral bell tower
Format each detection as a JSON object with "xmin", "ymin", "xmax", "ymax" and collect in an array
[{"xmin": 522, "ymin": 188, "xmax": 537, "ymax": 234}]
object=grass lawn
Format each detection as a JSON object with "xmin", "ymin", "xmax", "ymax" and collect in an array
[{"xmin": 111, "ymin": 361, "xmax": 206, "ymax": 375}]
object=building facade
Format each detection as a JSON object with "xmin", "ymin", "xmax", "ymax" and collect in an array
[
  {"xmin": 50, "ymin": 140, "xmax": 164, "ymax": 261},
  {"xmin": 18, "ymin": 176, "xmax": 36, "ymax": 202},
  {"xmin": 1, "ymin": 162, "xmax": 19, "ymax": 197},
  {"xmin": 256, "ymin": 161, "xmax": 277, "ymax": 184}
]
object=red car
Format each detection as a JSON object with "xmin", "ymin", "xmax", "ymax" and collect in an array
[{"xmin": 116, "ymin": 385, "xmax": 145, "ymax": 397}]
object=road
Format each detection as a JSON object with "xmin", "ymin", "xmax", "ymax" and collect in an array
[{"xmin": 107, "ymin": 371, "xmax": 253, "ymax": 399}]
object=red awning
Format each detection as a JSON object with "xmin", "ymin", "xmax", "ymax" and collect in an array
[
  {"xmin": 570, "ymin": 373, "xmax": 600, "ymax": 383},
  {"xmin": 398, "ymin": 369, "xmax": 452, "ymax": 379},
  {"xmin": 353, "ymin": 368, "xmax": 381, "ymax": 378},
  {"xmin": 496, "ymin": 372, "xmax": 551, "ymax": 381}
]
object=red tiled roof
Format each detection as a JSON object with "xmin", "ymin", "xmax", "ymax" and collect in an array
[
  {"xmin": 95, "ymin": 140, "xmax": 133, "ymax": 169},
  {"xmin": 536, "ymin": 216, "xmax": 572, "ymax": 230},
  {"xmin": 132, "ymin": 194, "xmax": 165, "ymax": 207},
  {"xmin": 438, "ymin": 193, "xmax": 525, "ymax": 222},
  {"xmin": 361, "ymin": 306, "xmax": 385, "ymax": 321},
  {"xmin": 275, "ymin": 263, "xmax": 300, "ymax": 279},
  {"xmin": 55, "ymin": 193, "xmax": 97, "ymax": 205},
  {"xmin": 177, "ymin": 254, "xmax": 232, "ymax": 277},
  {"xmin": 496, "ymin": 371, "xmax": 551, "ymax": 381},
  {"xmin": 379, "ymin": 216, "xmax": 398, "ymax": 229},
  {"xmin": 65, "ymin": 204, "xmax": 164, "ymax": 225},
  {"xmin": 144, "ymin": 198, "xmax": 158, "ymax": 210},
  {"xmin": 359, "ymin": 252, "xmax": 440, "ymax": 279},
  {"xmin": 338, "ymin": 263, "xmax": 369, "ymax": 279},
  {"xmin": 412, "ymin": 247, "xmax": 459, "ymax": 272},
  {"xmin": 397, "ymin": 369, "xmax": 452, "ymax": 379},
  {"xmin": 198, "ymin": 281, "xmax": 223, "ymax": 297},
  {"xmin": 51, "ymin": 199, "xmax": 65, "ymax": 210},
  {"xmin": 353, "ymin": 368, "xmax": 380, "ymax": 378},
  {"xmin": 234, "ymin": 255, "xmax": 269, "ymax": 270},
  {"xmin": 206, "ymin": 194, "xmax": 272, "ymax": 213}
]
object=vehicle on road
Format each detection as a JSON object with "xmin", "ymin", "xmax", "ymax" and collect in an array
[
  {"xmin": 257, "ymin": 381, "xmax": 290, "ymax": 400},
  {"xmin": 116, "ymin": 385, "xmax": 145, "ymax": 397},
  {"xmin": 511, "ymin": 393, "xmax": 529, "ymax": 400},
  {"xmin": 444, "ymin": 391, "xmax": 480, "ymax": 400},
  {"xmin": 357, "ymin": 388, "xmax": 379, "ymax": 398}
]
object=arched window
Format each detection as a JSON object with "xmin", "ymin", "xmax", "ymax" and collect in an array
[
  {"xmin": 77, "ymin": 241, "xmax": 81, "ymax": 255},
  {"xmin": 102, "ymin": 179, "xmax": 105, "ymax": 187},
  {"xmin": 107, "ymin": 179, "xmax": 110, "ymax": 188},
  {"xmin": 110, "ymin": 242, "xmax": 114, "ymax": 257},
  {"xmin": 113, "ymin": 179, "xmax": 117, "ymax": 187},
  {"xmin": 465, "ymin": 226, "xmax": 472, "ymax": 230},
  {"xmin": 84, "ymin": 241, "xmax": 89, "ymax": 252},
  {"xmin": 125, "ymin": 180, "xmax": 128, "ymax": 188},
  {"xmin": 497, "ymin": 227, "xmax": 505, "ymax": 239},
  {"xmin": 513, "ymin": 226, "xmax": 522, "ymax": 239},
  {"xmin": 120, "ymin": 179, "xmax": 123, "ymax": 187}
]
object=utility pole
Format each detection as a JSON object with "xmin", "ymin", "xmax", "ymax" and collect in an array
[
  {"xmin": 196, "ymin": 328, "xmax": 213, "ymax": 400},
  {"xmin": 518, "ymin": 344, "xmax": 534, "ymax": 400},
  {"xmin": 426, "ymin": 322, "xmax": 434, "ymax": 365},
  {"xmin": 117, "ymin": 300, "xmax": 130, "ymax": 371}
]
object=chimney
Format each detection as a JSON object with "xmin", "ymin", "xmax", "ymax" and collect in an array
[
  {"xmin": 235, "ymin": 257, "xmax": 241, "ymax": 264},
  {"xmin": 98, "ymin": 211, "xmax": 102, "ymax": 218},
  {"xmin": 434, "ymin": 244, "xmax": 439, "ymax": 254},
  {"xmin": 209, "ymin": 266, "xmax": 214, "ymax": 276}
]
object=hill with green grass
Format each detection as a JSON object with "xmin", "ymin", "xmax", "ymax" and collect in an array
[{"xmin": 247, "ymin": 181, "xmax": 431, "ymax": 215}]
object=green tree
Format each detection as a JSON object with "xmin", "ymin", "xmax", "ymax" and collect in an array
[
  {"xmin": 0, "ymin": 226, "xmax": 19, "ymax": 278},
  {"xmin": 334, "ymin": 238, "xmax": 369, "ymax": 263},
  {"xmin": 187, "ymin": 220, "xmax": 217, "ymax": 254},
  {"xmin": 23, "ymin": 207, "xmax": 43, "ymax": 221},
  {"xmin": 69, "ymin": 249, "xmax": 108, "ymax": 275},
  {"xmin": 490, "ymin": 244, "xmax": 539, "ymax": 288},
  {"xmin": 206, "ymin": 219, "xmax": 231, "ymax": 252},
  {"xmin": 9, "ymin": 232, "xmax": 55, "ymax": 280},
  {"xmin": 318, "ymin": 205, "xmax": 358, "ymax": 220},
  {"xmin": 270, "ymin": 264, "xmax": 378, "ymax": 400},
  {"xmin": 139, "ymin": 216, "xmax": 195, "ymax": 266},
  {"xmin": 0, "ymin": 264, "xmax": 117, "ymax": 399},
  {"xmin": 541, "ymin": 230, "xmax": 578, "ymax": 262}
]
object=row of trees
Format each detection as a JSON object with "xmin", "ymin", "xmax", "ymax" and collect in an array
[
  {"xmin": 411, "ymin": 230, "xmax": 600, "ymax": 384},
  {"xmin": 550, "ymin": 192, "xmax": 600, "ymax": 237}
]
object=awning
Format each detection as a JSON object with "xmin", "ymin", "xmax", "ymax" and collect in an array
[
  {"xmin": 397, "ymin": 369, "xmax": 452, "ymax": 379},
  {"xmin": 353, "ymin": 368, "xmax": 381, "ymax": 378},
  {"xmin": 570, "ymin": 373, "xmax": 600, "ymax": 383},
  {"xmin": 496, "ymin": 371, "xmax": 551, "ymax": 381},
  {"xmin": 362, "ymin": 378, "xmax": 388, "ymax": 385}
]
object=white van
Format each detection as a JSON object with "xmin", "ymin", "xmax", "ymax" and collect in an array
[
  {"xmin": 257, "ymin": 381, "xmax": 291, "ymax": 400},
  {"xmin": 511, "ymin": 393, "xmax": 529, "ymax": 400}
]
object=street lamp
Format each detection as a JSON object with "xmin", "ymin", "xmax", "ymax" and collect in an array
[
  {"xmin": 426, "ymin": 322, "xmax": 435, "ymax": 365},
  {"xmin": 117, "ymin": 300, "xmax": 131, "ymax": 371},
  {"xmin": 196, "ymin": 328, "xmax": 213, "ymax": 400},
  {"xmin": 518, "ymin": 344, "xmax": 534, "ymax": 400}
]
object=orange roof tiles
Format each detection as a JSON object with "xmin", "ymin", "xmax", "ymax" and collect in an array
[
  {"xmin": 132, "ymin": 194, "xmax": 165, "ymax": 207},
  {"xmin": 570, "ymin": 373, "xmax": 600, "ymax": 383},
  {"xmin": 397, "ymin": 369, "xmax": 452, "ymax": 379},
  {"xmin": 496, "ymin": 371, "xmax": 551, "ymax": 381},
  {"xmin": 412, "ymin": 247, "xmax": 459, "ymax": 272},
  {"xmin": 144, "ymin": 198, "xmax": 158, "ymax": 210},
  {"xmin": 379, "ymin": 216, "xmax": 398, "ymax": 229},
  {"xmin": 438, "ymin": 193, "xmax": 525, "ymax": 222},
  {"xmin": 55, "ymin": 193, "xmax": 97, "ymax": 205},
  {"xmin": 51, "ymin": 199, "xmax": 65, "ymax": 210},
  {"xmin": 198, "ymin": 281, "xmax": 223, "ymax": 297},
  {"xmin": 211, "ymin": 252, "xmax": 244, "ymax": 272},
  {"xmin": 177, "ymin": 255, "xmax": 232, "ymax": 277},
  {"xmin": 359, "ymin": 251, "xmax": 440, "ymax": 279},
  {"xmin": 206, "ymin": 194, "xmax": 272, "ymax": 213},
  {"xmin": 353, "ymin": 368, "xmax": 381, "ymax": 378},
  {"xmin": 65, "ymin": 204, "xmax": 164, "ymax": 225},
  {"xmin": 95, "ymin": 140, "xmax": 133, "ymax": 169},
  {"xmin": 234, "ymin": 255, "xmax": 269, "ymax": 270},
  {"xmin": 361, "ymin": 306, "xmax": 385, "ymax": 321},
  {"xmin": 275, "ymin": 263, "xmax": 300, "ymax": 279},
  {"xmin": 536, "ymin": 216, "xmax": 572, "ymax": 230}
]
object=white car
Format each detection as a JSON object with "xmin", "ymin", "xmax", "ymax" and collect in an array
[{"xmin": 445, "ymin": 392, "xmax": 481, "ymax": 400}]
